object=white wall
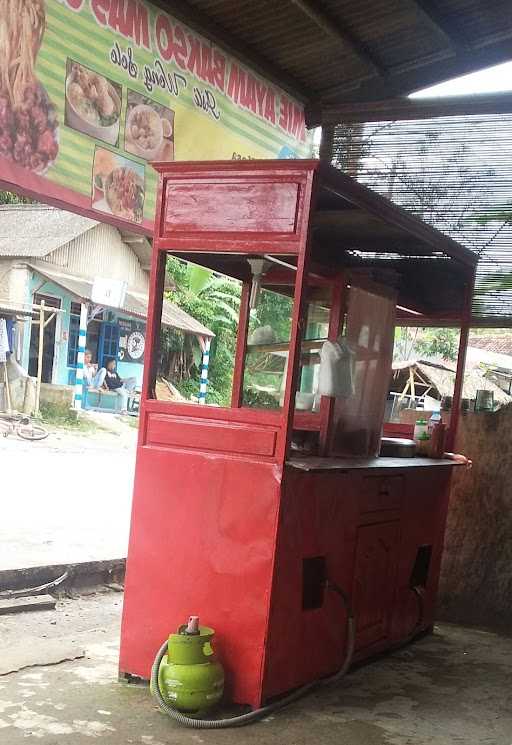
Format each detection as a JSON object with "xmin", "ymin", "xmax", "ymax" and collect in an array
[{"xmin": 41, "ymin": 224, "xmax": 149, "ymax": 291}]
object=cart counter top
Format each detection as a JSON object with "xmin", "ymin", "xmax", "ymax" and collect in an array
[{"xmin": 286, "ymin": 456, "xmax": 462, "ymax": 472}]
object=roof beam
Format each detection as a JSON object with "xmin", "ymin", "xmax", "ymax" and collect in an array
[
  {"xmin": 288, "ymin": 0, "xmax": 387, "ymax": 77},
  {"xmin": 153, "ymin": 0, "xmax": 312, "ymax": 102},
  {"xmin": 411, "ymin": 0, "xmax": 470, "ymax": 52},
  {"xmin": 314, "ymin": 91, "xmax": 512, "ymax": 125}
]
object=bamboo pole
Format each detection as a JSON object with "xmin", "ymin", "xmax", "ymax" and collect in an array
[
  {"xmin": 34, "ymin": 300, "xmax": 45, "ymax": 416},
  {"xmin": 3, "ymin": 361, "xmax": 12, "ymax": 413}
]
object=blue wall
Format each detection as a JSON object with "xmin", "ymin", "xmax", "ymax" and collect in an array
[{"xmin": 26, "ymin": 272, "xmax": 145, "ymax": 388}]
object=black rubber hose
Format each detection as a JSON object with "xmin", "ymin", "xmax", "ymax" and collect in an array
[{"xmin": 150, "ymin": 580, "xmax": 356, "ymax": 729}]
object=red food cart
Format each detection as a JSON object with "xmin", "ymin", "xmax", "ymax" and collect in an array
[{"xmin": 119, "ymin": 160, "xmax": 476, "ymax": 708}]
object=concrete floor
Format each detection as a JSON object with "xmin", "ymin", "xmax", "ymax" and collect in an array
[
  {"xmin": 0, "ymin": 593, "xmax": 511, "ymax": 744},
  {"xmin": 0, "ymin": 420, "xmax": 136, "ymax": 570}
]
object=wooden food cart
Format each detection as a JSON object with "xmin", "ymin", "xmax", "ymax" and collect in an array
[{"xmin": 119, "ymin": 160, "xmax": 476, "ymax": 708}]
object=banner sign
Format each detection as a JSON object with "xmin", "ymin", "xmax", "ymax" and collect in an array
[
  {"xmin": 0, "ymin": 1, "xmax": 311, "ymax": 234},
  {"xmin": 118, "ymin": 317, "xmax": 145, "ymax": 363}
]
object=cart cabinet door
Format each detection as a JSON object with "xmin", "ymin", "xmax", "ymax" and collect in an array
[{"xmin": 352, "ymin": 521, "xmax": 400, "ymax": 650}]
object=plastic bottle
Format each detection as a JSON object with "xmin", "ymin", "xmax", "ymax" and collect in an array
[
  {"xmin": 428, "ymin": 411, "xmax": 441, "ymax": 436},
  {"xmin": 413, "ymin": 418, "xmax": 428, "ymax": 443},
  {"xmin": 416, "ymin": 431, "xmax": 431, "ymax": 456}
]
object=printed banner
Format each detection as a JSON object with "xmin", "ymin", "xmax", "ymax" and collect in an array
[
  {"xmin": 118, "ymin": 317, "xmax": 145, "ymax": 363},
  {"xmin": 0, "ymin": 0, "xmax": 311, "ymax": 234}
]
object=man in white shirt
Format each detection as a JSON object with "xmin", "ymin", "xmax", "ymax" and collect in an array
[{"xmin": 83, "ymin": 349, "xmax": 106, "ymax": 390}]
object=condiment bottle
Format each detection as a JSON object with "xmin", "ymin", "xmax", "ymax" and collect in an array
[
  {"xmin": 416, "ymin": 431, "xmax": 431, "ymax": 456},
  {"xmin": 413, "ymin": 418, "xmax": 428, "ymax": 443},
  {"xmin": 428, "ymin": 411, "xmax": 441, "ymax": 435}
]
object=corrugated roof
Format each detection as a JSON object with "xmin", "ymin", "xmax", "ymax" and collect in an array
[
  {"xmin": 0, "ymin": 205, "xmax": 97, "ymax": 258},
  {"xmin": 28, "ymin": 262, "xmax": 214, "ymax": 338}
]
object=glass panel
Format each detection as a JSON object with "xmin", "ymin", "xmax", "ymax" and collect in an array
[
  {"xmin": 387, "ymin": 326, "xmax": 460, "ymax": 427},
  {"xmin": 295, "ymin": 290, "xmax": 332, "ymax": 412},
  {"xmin": 243, "ymin": 288, "xmax": 293, "ymax": 409},
  {"xmin": 329, "ymin": 286, "xmax": 395, "ymax": 457},
  {"xmin": 152, "ymin": 255, "xmax": 238, "ymax": 405}
]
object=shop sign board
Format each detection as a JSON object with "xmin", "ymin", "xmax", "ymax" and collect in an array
[{"xmin": 0, "ymin": 0, "xmax": 311, "ymax": 234}]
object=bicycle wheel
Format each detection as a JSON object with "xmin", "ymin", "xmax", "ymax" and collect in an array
[{"xmin": 16, "ymin": 422, "xmax": 48, "ymax": 441}]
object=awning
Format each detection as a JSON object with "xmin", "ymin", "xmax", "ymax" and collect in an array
[{"xmin": 27, "ymin": 262, "xmax": 214, "ymax": 339}]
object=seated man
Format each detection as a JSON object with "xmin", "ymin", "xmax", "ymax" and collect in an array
[
  {"xmin": 83, "ymin": 349, "xmax": 106, "ymax": 389},
  {"xmin": 102, "ymin": 357, "xmax": 137, "ymax": 414}
]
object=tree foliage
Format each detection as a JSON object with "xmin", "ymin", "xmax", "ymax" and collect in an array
[
  {"xmin": 394, "ymin": 326, "xmax": 458, "ymax": 363},
  {"xmin": 161, "ymin": 257, "xmax": 241, "ymax": 405},
  {"xmin": 0, "ymin": 190, "xmax": 33, "ymax": 205}
]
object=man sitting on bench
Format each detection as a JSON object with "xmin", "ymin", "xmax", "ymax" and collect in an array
[{"xmin": 102, "ymin": 357, "xmax": 137, "ymax": 414}]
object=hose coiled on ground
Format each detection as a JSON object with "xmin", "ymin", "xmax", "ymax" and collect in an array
[{"xmin": 150, "ymin": 579, "xmax": 355, "ymax": 729}]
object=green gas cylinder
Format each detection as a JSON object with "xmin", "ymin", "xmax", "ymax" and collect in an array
[{"xmin": 154, "ymin": 618, "xmax": 224, "ymax": 714}]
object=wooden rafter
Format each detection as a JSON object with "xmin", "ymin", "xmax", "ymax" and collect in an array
[
  {"xmin": 152, "ymin": 0, "xmax": 311, "ymax": 101},
  {"xmin": 315, "ymin": 91, "xmax": 512, "ymax": 125},
  {"xmin": 411, "ymin": 0, "xmax": 470, "ymax": 52},
  {"xmin": 288, "ymin": 0, "xmax": 387, "ymax": 77}
]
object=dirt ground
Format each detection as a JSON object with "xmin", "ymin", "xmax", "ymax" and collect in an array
[
  {"xmin": 0, "ymin": 592, "xmax": 511, "ymax": 744},
  {"xmin": 0, "ymin": 414, "xmax": 137, "ymax": 570}
]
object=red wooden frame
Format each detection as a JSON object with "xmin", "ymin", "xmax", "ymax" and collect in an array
[{"xmin": 120, "ymin": 160, "xmax": 477, "ymax": 710}]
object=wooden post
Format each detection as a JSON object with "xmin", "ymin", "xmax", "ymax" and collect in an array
[
  {"xmin": 34, "ymin": 300, "xmax": 45, "ymax": 416},
  {"xmin": 2, "ymin": 361, "xmax": 12, "ymax": 413},
  {"xmin": 446, "ymin": 277, "xmax": 475, "ymax": 452}
]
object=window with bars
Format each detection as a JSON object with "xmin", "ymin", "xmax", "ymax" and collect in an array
[{"xmin": 67, "ymin": 303, "xmax": 81, "ymax": 367}]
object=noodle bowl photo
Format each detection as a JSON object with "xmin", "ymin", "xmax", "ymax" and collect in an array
[
  {"xmin": 65, "ymin": 61, "xmax": 121, "ymax": 146},
  {"xmin": 92, "ymin": 147, "xmax": 145, "ymax": 225},
  {"xmin": 0, "ymin": 0, "xmax": 59, "ymax": 174}
]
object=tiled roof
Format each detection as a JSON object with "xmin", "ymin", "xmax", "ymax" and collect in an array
[{"xmin": 468, "ymin": 335, "xmax": 512, "ymax": 357}]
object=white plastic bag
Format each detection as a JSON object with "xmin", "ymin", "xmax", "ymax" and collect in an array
[{"xmin": 318, "ymin": 337, "xmax": 355, "ymax": 398}]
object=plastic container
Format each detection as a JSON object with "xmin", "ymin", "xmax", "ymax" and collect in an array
[
  {"xmin": 428, "ymin": 411, "xmax": 441, "ymax": 435},
  {"xmin": 413, "ymin": 418, "xmax": 428, "ymax": 442},
  {"xmin": 416, "ymin": 431, "xmax": 431, "ymax": 456}
]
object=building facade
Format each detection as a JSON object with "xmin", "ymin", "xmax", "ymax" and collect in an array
[{"xmin": 0, "ymin": 205, "xmax": 213, "ymax": 392}]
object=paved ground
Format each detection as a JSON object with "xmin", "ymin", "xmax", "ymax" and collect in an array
[
  {"xmin": 0, "ymin": 416, "xmax": 137, "ymax": 571},
  {"xmin": 0, "ymin": 592, "xmax": 511, "ymax": 744}
]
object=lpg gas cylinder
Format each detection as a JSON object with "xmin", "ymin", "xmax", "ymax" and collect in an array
[{"xmin": 154, "ymin": 621, "xmax": 224, "ymax": 714}]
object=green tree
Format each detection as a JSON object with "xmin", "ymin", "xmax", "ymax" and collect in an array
[
  {"xmin": 0, "ymin": 191, "xmax": 33, "ymax": 205},
  {"xmin": 394, "ymin": 327, "xmax": 458, "ymax": 362},
  {"xmin": 161, "ymin": 257, "xmax": 241, "ymax": 405}
]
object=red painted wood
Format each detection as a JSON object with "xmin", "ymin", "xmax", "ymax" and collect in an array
[
  {"xmin": 121, "ymin": 159, "xmax": 469, "ymax": 710},
  {"xmin": 352, "ymin": 521, "xmax": 400, "ymax": 650},
  {"xmin": 383, "ymin": 422, "xmax": 414, "ymax": 438},
  {"xmin": 119, "ymin": 443, "xmax": 283, "ymax": 708},
  {"xmin": 146, "ymin": 413, "xmax": 278, "ymax": 457},
  {"xmin": 278, "ymin": 169, "xmax": 316, "ymax": 464},
  {"xmin": 164, "ymin": 182, "xmax": 300, "ymax": 234}
]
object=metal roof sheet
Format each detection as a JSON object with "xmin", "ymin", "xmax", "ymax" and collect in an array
[
  {"xmin": 0, "ymin": 205, "xmax": 98, "ymax": 258},
  {"xmin": 28, "ymin": 262, "xmax": 214, "ymax": 338}
]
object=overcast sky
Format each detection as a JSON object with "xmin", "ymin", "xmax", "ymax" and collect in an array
[{"xmin": 410, "ymin": 60, "xmax": 512, "ymax": 97}]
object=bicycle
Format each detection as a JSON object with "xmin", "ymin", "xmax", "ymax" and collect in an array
[{"xmin": 0, "ymin": 412, "xmax": 48, "ymax": 441}]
